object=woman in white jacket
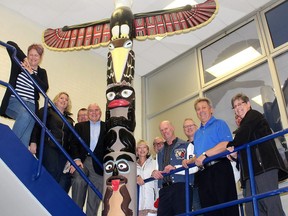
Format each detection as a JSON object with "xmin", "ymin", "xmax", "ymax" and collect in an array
[{"xmin": 136, "ymin": 140, "xmax": 158, "ymax": 216}]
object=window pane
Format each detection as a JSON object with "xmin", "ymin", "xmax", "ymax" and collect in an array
[
  {"xmin": 146, "ymin": 51, "xmax": 198, "ymax": 115},
  {"xmin": 274, "ymin": 51, "xmax": 288, "ymax": 112},
  {"xmin": 265, "ymin": 1, "xmax": 288, "ymax": 48},
  {"xmin": 201, "ymin": 21, "xmax": 262, "ymax": 83},
  {"xmin": 204, "ymin": 62, "xmax": 281, "ymax": 133}
]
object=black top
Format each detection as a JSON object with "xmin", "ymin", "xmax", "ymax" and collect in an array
[
  {"xmin": 70, "ymin": 120, "xmax": 106, "ymax": 175},
  {"xmin": 30, "ymin": 106, "xmax": 74, "ymax": 153},
  {"xmin": 227, "ymin": 109, "xmax": 288, "ymax": 181}
]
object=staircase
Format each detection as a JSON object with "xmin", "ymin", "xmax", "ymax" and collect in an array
[{"xmin": 0, "ymin": 123, "xmax": 85, "ymax": 216}]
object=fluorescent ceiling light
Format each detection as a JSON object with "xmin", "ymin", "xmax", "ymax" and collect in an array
[
  {"xmin": 206, "ymin": 46, "xmax": 262, "ymax": 78},
  {"xmin": 252, "ymin": 95, "xmax": 263, "ymax": 106},
  {"xmin": 164, "ymin": 0, "xmax": 198, "ymax": 9}
]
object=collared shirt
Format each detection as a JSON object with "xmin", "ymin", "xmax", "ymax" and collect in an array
[
  {"xmin": 194, "ymin": 116, "xmax": 232, "ymax": 157},
  {"xmin": 90, "ymin": 120, "xmax": 100, "ymax": 152}
]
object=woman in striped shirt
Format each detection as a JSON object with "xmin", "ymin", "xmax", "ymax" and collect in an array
[{"xmin": 0, "ymin": 41, "xmax": 49, "ymax": 147}]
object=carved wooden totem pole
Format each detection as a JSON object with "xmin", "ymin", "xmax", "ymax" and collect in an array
[
  {"xmin": 43, "ymin": 0, "xmax": 218, "ymax": 215},
  {"xmin": 102, "ymin": 1, "xmax": 136, "ymax": 215}
]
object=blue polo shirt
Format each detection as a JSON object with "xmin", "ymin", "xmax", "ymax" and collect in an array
[{"xmin": 194, "ymin": 116, "xmax": 232, "ymax": 157}]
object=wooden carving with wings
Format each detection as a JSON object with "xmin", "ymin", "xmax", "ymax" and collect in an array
[
  {"xmin": 43, "ymin": 0, "xmax": 218, "ymax": 51},
  {"xmin": 43, "ymin": 1, "xmax": 218, "ymax": 215}
]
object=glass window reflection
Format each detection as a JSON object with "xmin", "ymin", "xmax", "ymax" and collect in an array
[
  {"xmin": 204, "ymin": 63, "xmax": 281, "ymax": 133},
  {"xmin": 274, "ymin": 51, "xmax": 288, "ymax": 112},
  {"xmin": 201, "ymin": 20, "xmax": 262, "ymax": 83}
]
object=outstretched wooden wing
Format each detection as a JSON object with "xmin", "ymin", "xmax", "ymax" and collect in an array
[
  {"xmin": 134, "ymin": 0, "xmax": 218, "ymax": 40},
  {"xmin": 43, "ymin": 18, "xmax": 111, "ymax": 51},
  {"xmin": 43, "ymin": 0, "xmax": 218, "ymax": 51}
]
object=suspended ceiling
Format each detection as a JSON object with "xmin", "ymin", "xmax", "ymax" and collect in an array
[{"xmin": 0, "ymin": 0, "xmax": 274, "ymax": 76}]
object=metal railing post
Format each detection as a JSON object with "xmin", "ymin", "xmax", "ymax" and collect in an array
[
  {"xmin": 185, "ymin": 168, "xmax": 191, "ymax": 215},
  {"xmin": 246, "ymin": 144, "xmax": 259, "ymax": 216},
  {"xmin": 0, "ymin": 40, "xmax": 103, "ymax": 199}
]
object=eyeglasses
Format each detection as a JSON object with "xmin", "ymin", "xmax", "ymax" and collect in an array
[
  {"xmin": 232, "ymin": 101, "xmax": 246, "ymax": 109},
  {"xmin": 183, "ymin": 124, "xmax": 196, "ymax": 129}
]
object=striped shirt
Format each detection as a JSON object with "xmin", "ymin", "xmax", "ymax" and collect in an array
[{"xmin": 13, "ymin": 71, "xmax": 35, "ymax": 102}]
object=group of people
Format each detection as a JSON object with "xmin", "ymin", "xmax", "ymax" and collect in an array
[
  {"xmin": 148, "ymin": 96, "xmax": 288, "ymax": 216},
  {"xmin": 137, "ymin": 118, "xmax": 200, "ymax": 216},
  {"xmin": 0, "ymin": 41, "xmax": 105, "ymax": 216},
  {"xmin": 1, "ymin": 41, "xmax": 288, "ymax": 216},
  {"xmin": 30, "ymin": 102, "xmax": 105, "ymax": 216}
]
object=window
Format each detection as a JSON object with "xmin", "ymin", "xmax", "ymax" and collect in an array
[
  {"xmin": 205, "ymin": 62, "xmax": 280, "ymax": 132},
  {"xmin": 201, "ymin": 20, "xmax": 262, "ymax": 84},
  {"xmin": 265, "ymin": 1, "xmax": 288, "ymax": 49},
  {"xmin": 274, "ymin": 51, "xmax": 288, "ymax": 111}
]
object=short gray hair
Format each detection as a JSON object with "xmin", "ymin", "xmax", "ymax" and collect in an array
[
  {"xmin": 231, "ymin": 93, "xmax": 250, "ymax": 109},
  {"xmin": 194, "ymin": 97, "xmax": 213, "ymax": 110}
]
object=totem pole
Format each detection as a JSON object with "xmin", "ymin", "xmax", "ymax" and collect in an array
[
  {"xmin": 43, "ymin": 0, "xmax": 218, "ymax": 215},
  {"xmin": 102, "ymin": 1, "xmax": 136, "ymax": 215}
]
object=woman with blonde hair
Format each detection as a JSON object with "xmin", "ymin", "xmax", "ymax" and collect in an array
[
  {"xmin": 136, "ymin": 139, "xmax": 158, "ymax": 216},
  {"xmin": 30, "ymin": 92, "xmax": 74, "ymax": 192}
]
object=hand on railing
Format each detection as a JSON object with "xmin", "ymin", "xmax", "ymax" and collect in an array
[
  {"xmin": 227, "ymin": 146, "xmax": 238, "ymax": 162},
  {"xmin": 163, "ymin": 164, "xmax": 176, "ymax": 173},
  {"xmin": 137, "ymin": 175, "xmax": 145, "ymax": 185},
  {"xmin": 182, "ymin": 156, "xmax": 196, "ymax": 169},
  {"xmin": 195, "ymin": 154, "xmax": 207, "ymax": 167},
  {"xmin": 29, "ymin": 142, "xmax": 37, "ymax": 154},
  {"xmin": 151, "ymin": 170, "xmax": 164, "ymax": 180},
  {"xmin": 69, "ymin": 159, "xmax": 84, "ymax": 174},
  {"xmin": 151, "ymin": 165, "xmax": 176, "ymax": 180}
]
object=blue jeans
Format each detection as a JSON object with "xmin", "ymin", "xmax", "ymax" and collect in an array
[{"xmin": 5, "ymin": 96, "xmax": 36, "ymax": 148}]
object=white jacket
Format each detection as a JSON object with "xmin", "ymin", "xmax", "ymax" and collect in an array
[{"xmin": 137, "ymin": 156, "xmax": 158, "ymax": 211}]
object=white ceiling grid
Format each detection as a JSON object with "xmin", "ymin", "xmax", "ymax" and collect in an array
[{"xmin": 0, "ymin": 0, "xmax": 273, "ymax": 76}]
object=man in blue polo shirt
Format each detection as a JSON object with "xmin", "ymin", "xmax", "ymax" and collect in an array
[{"xmin": 193, "ymin": 97, "xmax": 239, "ymax": 216}]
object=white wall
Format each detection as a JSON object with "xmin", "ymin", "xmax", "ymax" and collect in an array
[{"xmin": 0, "ymin": 4, "xmax": 142, "ymax": 140}]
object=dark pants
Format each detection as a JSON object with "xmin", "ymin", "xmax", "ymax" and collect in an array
[
  {"xmin": 157, "ymin": 182, "xmax": 192, "ymax": 216},
  {"xmin": 198, "ymin": 159, "xmax": 239, "ymax": 216},
  {"xmin": 245, "ymin": 169, "xmax": 285, "ymax": 216},
  {"xmin": 72, "ymin": 156, "xmax": 103, "ymax": 216},
  {"xmin": 42, "ymin": 144, "xmax": 71, "ymax": 193}
]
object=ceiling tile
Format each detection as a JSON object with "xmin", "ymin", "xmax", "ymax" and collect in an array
[{"xmin": 0, "ymin": 0, "xmax": 276, "ymax": 76}]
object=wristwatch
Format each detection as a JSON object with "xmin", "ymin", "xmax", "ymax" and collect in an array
[{"xmin": 202, "ymin": 152, "xmax": 209, "ymax": 158}]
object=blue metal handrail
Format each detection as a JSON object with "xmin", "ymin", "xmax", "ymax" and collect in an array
[
  {"xmin": 0, "ymin": 40, "xmax": 103, "ymax": 200},
  {"xmin": 143, "ymin": 128, "xmax": 288, "ymax": 216},
  {"xmin": 2, "ymin": 40, "xmax": 288, "ymax": 215}
]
